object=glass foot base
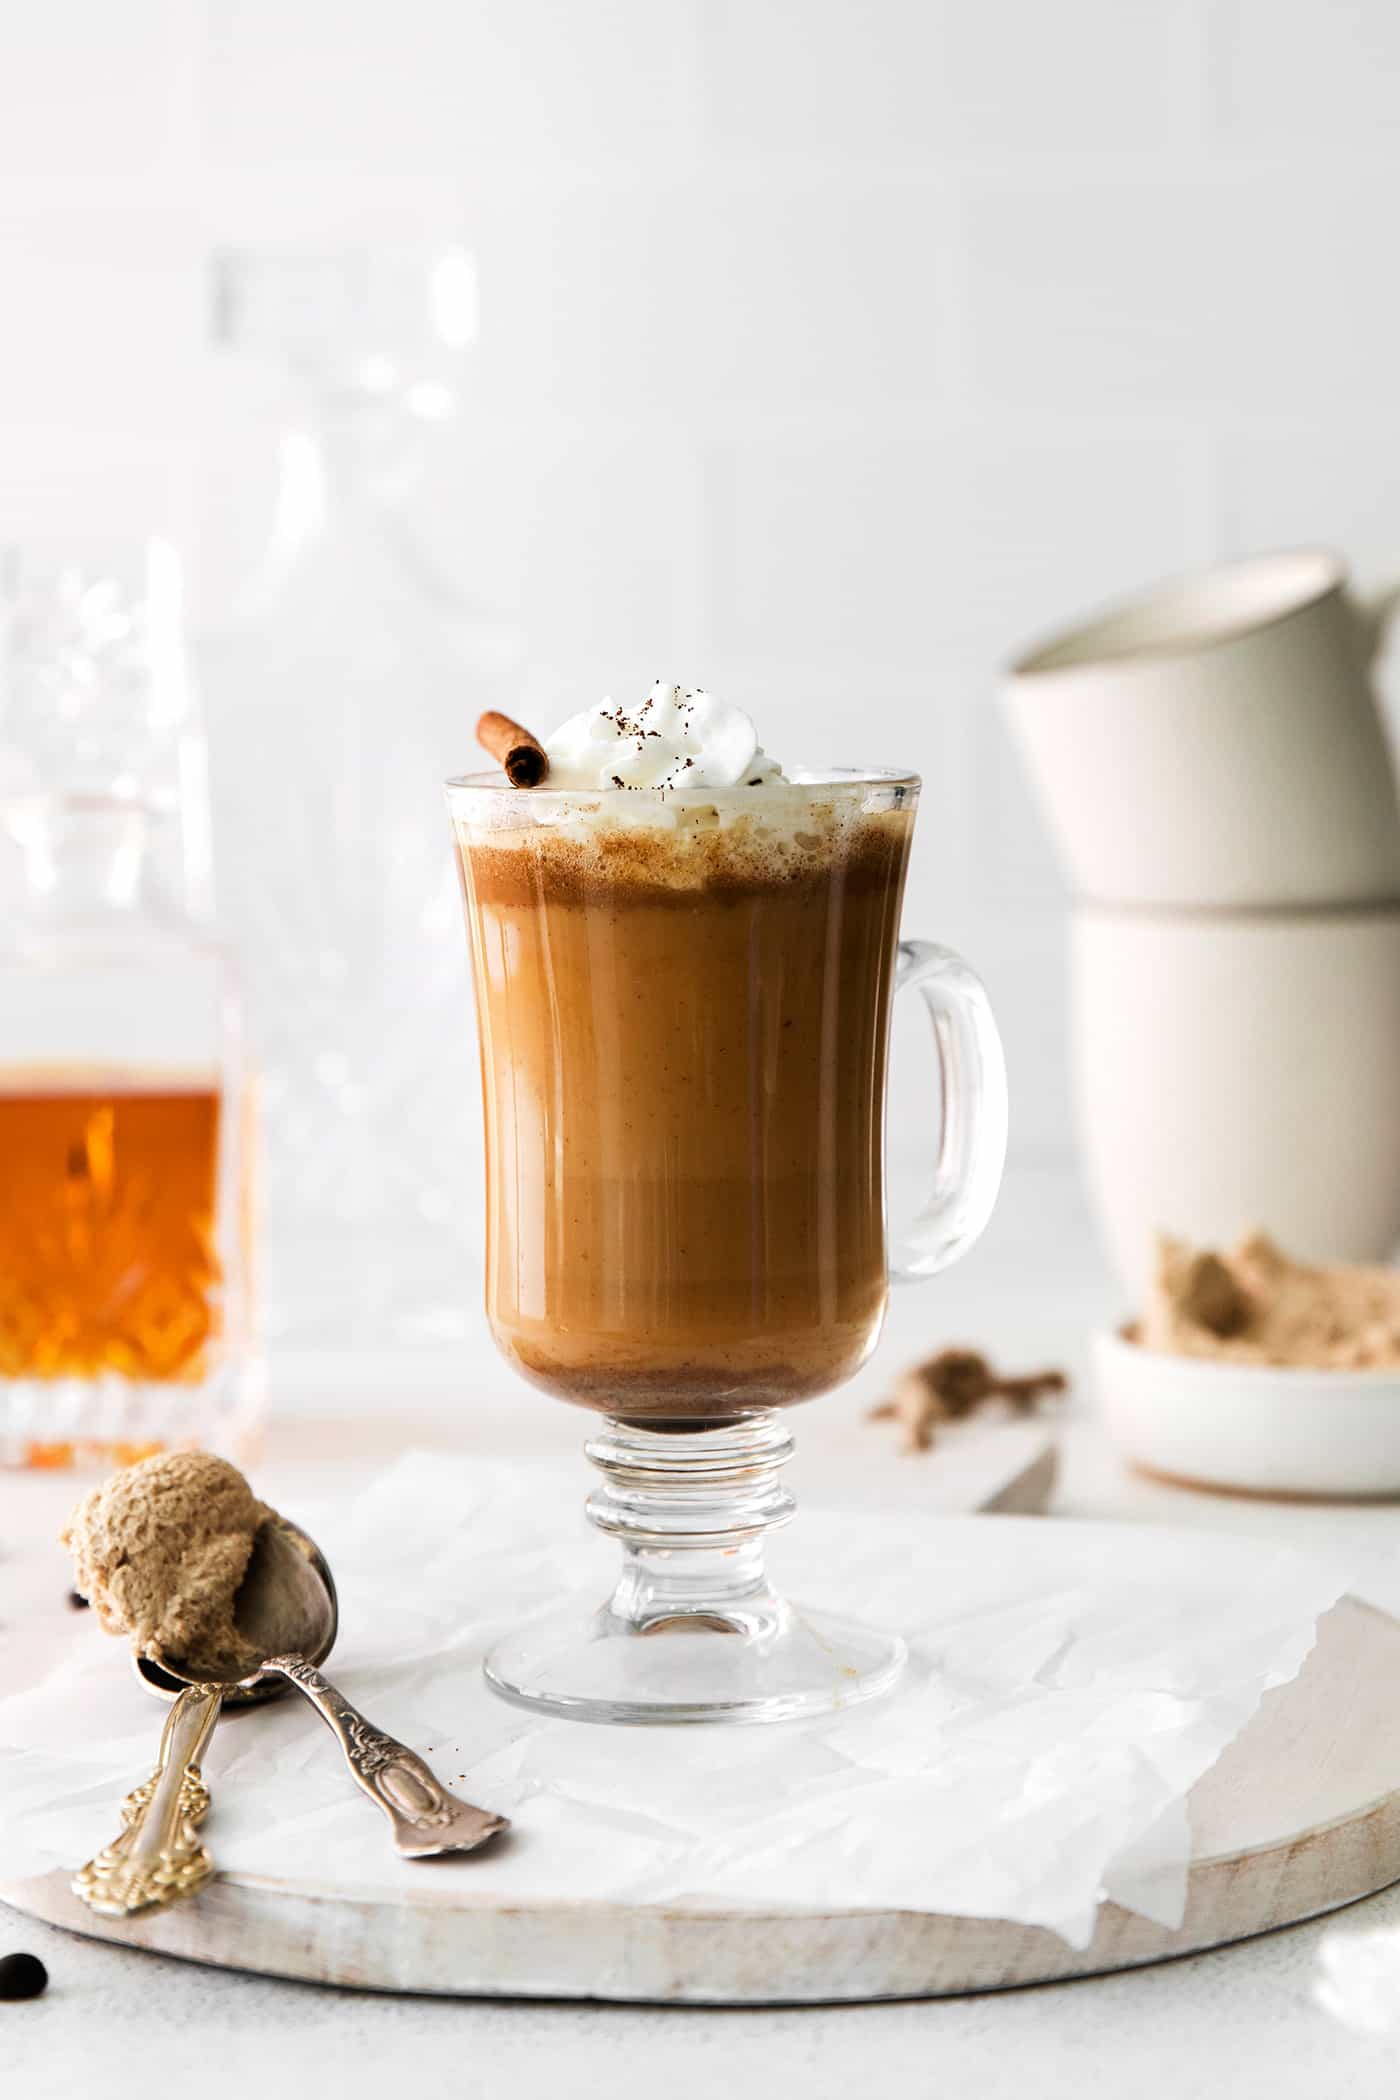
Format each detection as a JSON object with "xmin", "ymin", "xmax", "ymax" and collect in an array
[{"xmin": 484, "ymin": 1597, "xmax": 907, "ymax": 1726}]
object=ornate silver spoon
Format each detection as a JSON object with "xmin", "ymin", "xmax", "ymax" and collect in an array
[{"xmin": 75, "ymin": 1514, "xmax": 506, "ymax": 1917}]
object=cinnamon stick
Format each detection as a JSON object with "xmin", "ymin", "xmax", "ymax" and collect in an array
[{"xmin": 476, "ymin": 711, "xmax": 549, "ymax": 788}]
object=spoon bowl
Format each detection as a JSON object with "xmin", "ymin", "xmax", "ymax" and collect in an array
[{"xmin": 134, "ymin": 1515, "xmax": 339, "ymax": 1705}]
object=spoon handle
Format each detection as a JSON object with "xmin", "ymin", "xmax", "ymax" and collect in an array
[
  {"xmin": 262, "ymin": 1656, "xmax": 509, "ymax": 1858},
  {"xmin": 72, "ymin": 1685, "xmax": 222, "ymax": 1916}
]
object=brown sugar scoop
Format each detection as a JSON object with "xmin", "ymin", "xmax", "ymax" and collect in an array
[{"xmin": 477, "ymin": 710, "xmax": 549, "ymax": 787}]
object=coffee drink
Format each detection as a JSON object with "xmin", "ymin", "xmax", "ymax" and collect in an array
[
  {"xmin": 448, "ymin": 685, "xmax": 1006, "ymax": 1725},
  {"xmin": 454, "ymin": 785, "xmax": 913, "ymax": 1421}
]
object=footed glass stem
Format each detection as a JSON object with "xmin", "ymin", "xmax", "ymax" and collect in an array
[{"xmin": 483, "ymin": 1412, "xmax": 907, "ymax": 1725}]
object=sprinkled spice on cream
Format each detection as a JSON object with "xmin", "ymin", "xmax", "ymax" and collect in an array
[{"xmin": 543, "ymin": 681, "xmax": 785, "ymax": 794}]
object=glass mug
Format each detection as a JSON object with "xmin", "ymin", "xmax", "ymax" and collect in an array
[{"xmin": 447, "ymin": 767, "xmax": 1007, "ymax": 1723}]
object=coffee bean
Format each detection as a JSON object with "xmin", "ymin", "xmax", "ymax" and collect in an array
[{"xmin": 0, "ymin": 1953, "xmax": 48, "ymax": 2000}]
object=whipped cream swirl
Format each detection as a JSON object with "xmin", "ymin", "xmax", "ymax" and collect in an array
[{"xmin": 543, "ymin": 683, "xmax": 784, "ymax": 793}]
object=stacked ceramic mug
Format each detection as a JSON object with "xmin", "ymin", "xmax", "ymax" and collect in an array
[{"xmin": 1004, "ymin": 550, "xmax": 1400, "ymax": 1296}]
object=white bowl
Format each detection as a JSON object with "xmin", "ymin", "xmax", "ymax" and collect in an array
[{"xmin": 1093, "ymin": 1327, "xmax": 1400, "ymax": 1499}]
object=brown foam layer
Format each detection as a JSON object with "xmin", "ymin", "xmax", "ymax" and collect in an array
[{"xmin": 456, "ymin": 801, "xmax": 913, "ymax": 908}]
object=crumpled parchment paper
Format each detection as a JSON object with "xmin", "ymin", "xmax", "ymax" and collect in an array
[{"xmin": 0, "ymin": 1453, "xmax": 1351, "ymax": 1950}]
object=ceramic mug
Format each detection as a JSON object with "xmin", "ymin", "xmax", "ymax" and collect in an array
[
  {"xmin": 1004, "ymin": 549, "xmax": 1400, "ymax": 909},
  {"xmin": 1072, "ymin": 902, "xmax": 1400, "ymax": 1297}
]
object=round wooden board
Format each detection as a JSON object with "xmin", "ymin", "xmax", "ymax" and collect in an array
[{"xmin": 5, "ymin": 1594, "xmax": 1400, "ymax": 2003}]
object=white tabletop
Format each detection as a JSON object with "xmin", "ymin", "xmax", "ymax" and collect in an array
[{"xmin": 7, "ymin": 1166, "xmax": 1400, "ymax": 2096}]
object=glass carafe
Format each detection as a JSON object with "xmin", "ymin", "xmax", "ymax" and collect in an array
[
  {"xmin": 201, "ymin": 241, "xmax": 519, "ymax": 1346},
  {"xmin": 0, "ymin": 795, "xmax": 255, "ymax": 1467}
]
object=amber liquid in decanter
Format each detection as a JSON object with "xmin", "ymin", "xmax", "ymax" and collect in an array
[{"xmin": 0, "ymin": 1072, "xmax": 224, "ymax": 1464}]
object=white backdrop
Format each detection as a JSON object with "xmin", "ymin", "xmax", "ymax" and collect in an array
[{"xmin": 2, "ymin": 0, "xmax": 1399, "ymax": 1342}]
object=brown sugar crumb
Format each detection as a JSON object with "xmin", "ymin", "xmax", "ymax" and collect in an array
[
  {"xmin": 1173, "ymin": 1250, "xmax": 1250, "ymax": 1338},
  {"xmin": 870, "ymin": 1348, "xmax": 1067, "ymax": 1453}
]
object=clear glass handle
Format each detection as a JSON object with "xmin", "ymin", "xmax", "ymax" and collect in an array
[{"xmin": 888, "ymin": 938, "xmax": 1009, "ymax": 1284}]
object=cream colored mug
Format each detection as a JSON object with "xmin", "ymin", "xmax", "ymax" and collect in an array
[
  {"xmin": 1072, "ymin": 902, "xmax": 1400, "ymax": 1295},
  {"xmin": 1004, "ymin": 549, "xmax": 1400, "ymax": 909}
]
